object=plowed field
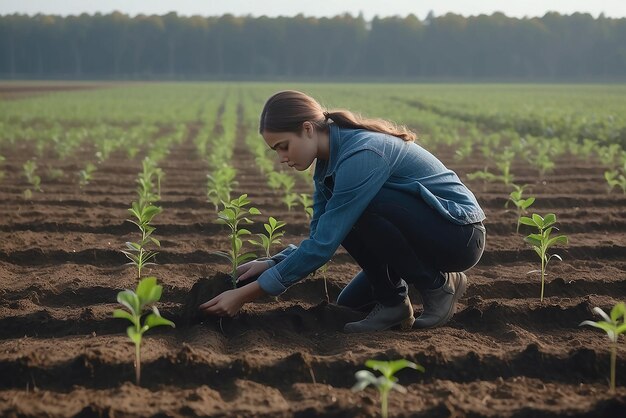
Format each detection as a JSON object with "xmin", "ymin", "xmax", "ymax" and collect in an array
[{"xmin": 1, "ymin": 103, "xmax": 626, "ymax": 417}]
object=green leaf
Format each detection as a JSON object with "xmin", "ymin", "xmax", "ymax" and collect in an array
[
  {"xmin": 547, "ymin": 235, "xmax": 568, "ymax": 248},
  {"xmin": 532, "ymin": 213, "xmax": 544, "ymax": 227},
  {"xmin": 127, "ymin": 326, "xmax": 142, "ymax": 345},
  {"xmin": 519, "ymin": 216, "xmax": 537, "ymax": 227},
  {"xmin": 238, "ymin": 228, "xmax": 252, "ymax": 236},
  {"xmin": 249, "ymin": 207, "xmax": 261, "ymax": 215},
  {"xmin": 113, "ymin": 308, "xmax": 135, "ymax": 323},
  {"xmin": 521, "ymin": 197, "xmax": 535, "ymax": 209},
  {"xmin": 145, "ymin": 307, "xmax": 175, "ymax": 329},
  {"xmin": 136, "ymin": 277, "xmax": 162, "ymax": 305},
  {"xmin": 525, "ymin": 236, "xmax": 542, "ymax": 247},
  {"xmin": 610, "ymin": 303, "xmax": 626, "ymax": 323},
  {"xmin": 125, "ymin": 241, "xmax": 141, "ymax": 251},
  {"xmin": 236, "ymin": 252, "xmax": 257, "ymax": 264},
  {"xmin": 117, "ymin": 290, "xmax": 140, "ymax": 314},
  {"xmin": 351, "ymin": 370, "xmax": 377, "ymax": 391},
  {"xmin": 543, "ymin": 213, "xmax": 556, "ymax": 227},
  {"xmin": 150, "ymin": 237, "xmax": 161, "ymax": 247}
]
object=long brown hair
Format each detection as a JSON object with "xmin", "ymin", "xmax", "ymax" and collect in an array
[{"xmin": 260, "ymin": 90, "xmax": 416, "ymax": 142}]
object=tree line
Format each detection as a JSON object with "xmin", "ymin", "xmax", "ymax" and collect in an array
[{"xmin": 1, "ymin": 11, "xmax": 625, "ymax": 80}]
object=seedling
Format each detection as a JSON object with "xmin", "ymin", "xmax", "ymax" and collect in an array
[
  {"xmin": 519, "ymin": 213, "xmax": 568, "ymax": 301},
  {"xmin": 249, "ymin": 216, "xmax": 286, "ymax": 258},
  {"xmin": 352, "ymin": 359, "xmax": 424, "ymax": 418},
  {"xmin": 605, "ymin": 170, "xmax": 626, "ymax": 194},
  {"xmin": 214, "ymin": 194, "xmax": 260, "ymax": 288},
  {"xmin": 23, "ymin": 159, "xmax": 42, "ymax": 194},
  {"xmin": 507, "ymin": 184, "xmax": 535, "ymax": 233},
  {"xmin": 311, "ymin": 262, "xmax": 330, "ymax": 303},
  {"xmin": 207, "ymin": 165, "xmax": 238, "ymax": 211},
  {"xmin": 78, "ymin": 163, "xmax": 97, "ymax": 188},
  {"xmin": 137, "ymin": 157, "xmax": 162, "ymax": 207},
  {"xmin": 113, "ymin": 277, "xmax": 175, "ymax": 385},
  {"xmin": 299, "ymin": 193, "xmax": 314, "ymax": 219},
  {"xmin": 122, "ymin": 201, "xmax": 162, "ymax": 280},
  {"xmin": 579, "ymin": 302, "xmax": 626, "ymax": 393}
]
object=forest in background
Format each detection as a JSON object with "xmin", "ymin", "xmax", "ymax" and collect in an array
[{"xmin": 1, "ymin": 11, "xmax": 625, "ymax": 80}]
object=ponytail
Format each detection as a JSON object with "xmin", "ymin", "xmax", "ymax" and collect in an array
[{"xmin": 323, "ymin": 109, "xmax": 416, "ymax": 142}]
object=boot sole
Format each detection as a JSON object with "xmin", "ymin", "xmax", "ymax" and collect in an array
[
  {"xmin": 414, "ymin": 272, "xmax": 467, "ymax": 329},
  {"xmin": 344, "ymin": 315, "xmax": 415, "ymax": 333}
]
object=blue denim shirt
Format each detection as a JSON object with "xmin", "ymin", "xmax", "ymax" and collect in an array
[{"xmin": 256, "ymin": 124, "xmax": 486, "ymax": 296}]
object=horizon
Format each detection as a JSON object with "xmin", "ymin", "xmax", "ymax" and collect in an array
[{"xmin": 0, "ymin": 0, "xmax": 625, "ymax": 20}]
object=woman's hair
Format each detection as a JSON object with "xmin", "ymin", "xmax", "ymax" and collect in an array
[{"xmin": 260, "ymin": 90, "xmax": 416, "ymax": 142}]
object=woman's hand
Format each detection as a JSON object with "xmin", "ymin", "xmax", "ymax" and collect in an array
[
  {"xmin": 198, "ymin": 281, "xmax": 267, "ymax": 317},
  {"xmin": 198, "ymin": 288, "xmax": 246, "ymax": 317},
  {"xmin": 236, "ymin": 259, "xmax": 272, "ymax": 283}
]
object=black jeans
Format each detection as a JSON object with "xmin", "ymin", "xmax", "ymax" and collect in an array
[{"xmin": 336, "ymin": 187, "xmax": 485, "ymax": 309}]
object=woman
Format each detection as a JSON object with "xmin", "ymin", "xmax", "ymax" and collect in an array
[{"xmin": 199, "ymin": 90, "xmax": 486, "ymax": 333}]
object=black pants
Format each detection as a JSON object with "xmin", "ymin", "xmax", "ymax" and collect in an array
[{"xmin": 336, "ymin": 187, "xmax": 485, "ymax": 309}]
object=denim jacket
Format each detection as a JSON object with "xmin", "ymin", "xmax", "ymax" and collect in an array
[{"xmin": 256, "ymin": 124, "xmax": 486, "ymax": 296}]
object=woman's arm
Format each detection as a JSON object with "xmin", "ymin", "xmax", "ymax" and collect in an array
[{"xmin": 199, "ymin": 281, "xmax": 266, "ymax": 317}]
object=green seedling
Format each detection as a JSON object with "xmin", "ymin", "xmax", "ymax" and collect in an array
[
  {"xmin": 312, "ymin": 262, "xmax": 330, "ymax": 303},
  {"xmin": 122, "ymin": 201, "xmax": 162, "ymax": 280},
  {"xmin": 507, "ymin": 184, "xmax": 536, "ymax": 233},
  {"xmin": 137, "ymin": 157, "xmax": 162, "ymax": 207},
  {"xmin": 284, "ymin": 192, "xmax": 299, "ymax": 211},
  {"xmin": 579, "ymin": 302, "xmax": 626, "ymax": 393},
  {"xmin": 467, "ymin": 167, "xmax": 499, "ymax": 192},
  {"xmin": 605, "ymin": 170, "xmax": 626, "ymax": 194},
  {"xmin": 454, "ymin": 140, "xmax": 472, "ymax": 162},
  {"xmin": 207, "ymin": 165, "xmax": 238, "ymax": 211},
  {"xmin": 299, "ymin": 193, "xmax": 314, "ymax": 219},
  {"xmin": 78, "ymin": 163, "xmax": 97, "ymax": 188},
  {"xmin": 352, "ymin": 359, "xmax": 424, "ymax": 418},
  {"xmin": 249, "ymin": 216, "xmax": 286, "ymax": 258},
  {"xmin": 23, "ymin": 159, "xmax": 42, "ymax": 192},
  {"xmin": 113, "ymin": 277, "xmax": 175, "ymax": 385},
  {"xmin": 519, "ymin": 213, "xmax": 568, "ymax": 302},
  {"xmin": 214, "ymin": 194, "xmax": 260, "ymax": 288}
]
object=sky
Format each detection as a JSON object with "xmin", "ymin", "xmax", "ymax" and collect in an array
[{"xmin": 0, "ymin": 0, "xmax": 625, "ymax": 20}]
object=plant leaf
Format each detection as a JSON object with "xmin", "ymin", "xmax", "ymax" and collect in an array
[
  {"xmin": 127, "ymin": 326, "xmax": 142, "ymax": 345},
  {"xmin": 113, "ymin": 308, "xmax": 135, "ymax": 323}
]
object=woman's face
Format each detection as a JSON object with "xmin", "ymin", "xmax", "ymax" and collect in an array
[{"xmin": 262, "ymin": 122, "xmax": 318, "ymax": 171}]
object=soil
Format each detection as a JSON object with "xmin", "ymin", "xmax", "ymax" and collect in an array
[{"xmin": 1, "ymin": 94, "xmax": 626, "ymax": 417}]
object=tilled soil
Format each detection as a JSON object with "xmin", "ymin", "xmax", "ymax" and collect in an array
[{"xmin": 1, "ymin": 117, "xmax": 626, "ymax": 417}]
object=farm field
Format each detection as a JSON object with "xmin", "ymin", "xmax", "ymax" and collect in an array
[{"xmin": 0, "ymin": 82, "xmax": 626, "ymax": 417}]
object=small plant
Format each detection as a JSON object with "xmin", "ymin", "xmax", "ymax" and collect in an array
[
  {"xmin": 78, "ymin": 163, "xmax": 97, "ymax": 188},
  {"xmin": 137, "ymin": 157, "xmax": 162, "ymax": 207},
  {"xmin": 605, "ymin": 170, "xmax": 626, "ymax": 194},
  {"xmin": 249, "ymin": 216, "xmax": 286, "ymax": 258},
  {"xmin": 113, "ymin": 277, "xmax": 175, "ymax": 385},
  {"xmin": 207, "ymin": 165, "xmax": 238, "ymax": 211},
  {"xmin": 519, "ymin": 213, "xmax": 568, "ymax": 302},
  {"xmin": 122, "ymin": 201, "xmax": 162, "ymax": 280},
  {"xmin": 352, "ymin": 359, "xmax": 424, "ymax": 418},
  {"xmin": 507, "ymin": 184, "xmax": 536, "ymax": 233},
  {"xmin": 215, "ymin": 194, "xmax": 260, "ymax": 288},
  {"xmin": 579, "ymin": 302, "xmax": 626, "ymax": 393},
  {"xmin": 23, "ymin": 159, "xmax": 42, "ymax": 197},
  {"xmin": 299, "ymin": 193, "xmax": 314, "ymax": 219},
  {"xmin": 312, "ymin": 262, "xmax": 330, "ymax": 303}
]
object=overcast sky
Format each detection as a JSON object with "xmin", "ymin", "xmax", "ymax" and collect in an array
[{"xmin": 0, "ymin": 0, "xmax": 625, "ymax": 19}]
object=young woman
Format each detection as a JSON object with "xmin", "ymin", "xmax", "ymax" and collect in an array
[{"xmin": 199, "ymin": 90, "xmax": 486, "ymax": 332}]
